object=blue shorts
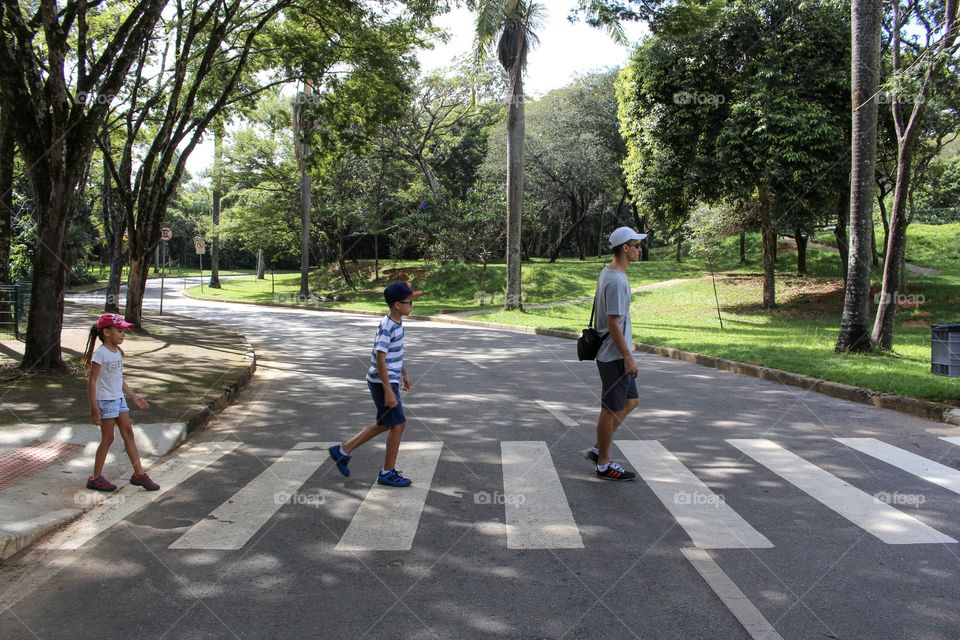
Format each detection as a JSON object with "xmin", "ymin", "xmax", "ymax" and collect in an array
[
  {"xmin": 597, "ymin": 359, "xmax": 639, "ymax": 412},
  {"xmin": 368, "ymin": 381, "xmax": 406, "ymax": 427},
  {"xmin": 96, "ymin": 397, "xmax": 129, "ymax": 420}
]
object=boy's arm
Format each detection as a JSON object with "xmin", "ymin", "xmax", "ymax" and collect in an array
[
  {"xmin": 401, "ymin": 365, "xmax": 412, "ymax": 391},
  {"xmin": 88, "ymin": 364, "xmax": 102, "ymax": 425},
  {"xmin": 377, "ymin": 351, "xmax": 398, "ymax": 407}
]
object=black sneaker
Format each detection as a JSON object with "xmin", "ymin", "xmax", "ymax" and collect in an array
[
  {"xmin": 584, "ymin": 449, "xmax": 599, "ymax": 464},
  {"xmin": 596, "ymin": 462, "xmax": 636, "ymax": 481}
]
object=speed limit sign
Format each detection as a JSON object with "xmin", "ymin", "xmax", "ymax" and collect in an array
[
  {"xmin": 195, "ymin": 240, "xmax": 205, "ymax": 255},
  {"xmin": 161, "ymin": 226, "xmax": 173, "ymax": 242}
]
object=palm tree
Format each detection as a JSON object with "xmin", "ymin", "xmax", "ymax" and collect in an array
[
  {"xmin": 836, "ymin": 0, "xmax": 883, "ymax": 353},
  {"xmin": 473, "ymin": 0, "xmax": 543, "ymax": 310}
]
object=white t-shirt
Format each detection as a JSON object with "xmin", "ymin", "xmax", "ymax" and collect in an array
[{"xmin": 92, "ymin": 345, "xmax": 125, "ymax": 400}]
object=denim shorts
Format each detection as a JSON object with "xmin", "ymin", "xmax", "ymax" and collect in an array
[
  {"xmin": 597, "ymin": 359, "xmax": 639, "ymax": 412},
  {"xmin": 368, "ymin": 381, "xmax": 406, "ymax": 427},
  {"xmin": 96, "ymin": 397, "xmax": 129, "ymax": 420}
]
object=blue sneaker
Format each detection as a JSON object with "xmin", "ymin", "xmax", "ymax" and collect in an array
[
  {"xmin": 377, "ymin": 469, "xmax": 412, "ymax": 487},
  {"xmin": 329, "ymin": 445, "xmax": 351, "ymax": 477}
]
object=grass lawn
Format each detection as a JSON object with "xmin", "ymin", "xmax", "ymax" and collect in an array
[
  {"xmin": 470, "ymin": 225, "xmax": 960, "ymax": 405},
  {"xmin": 185, "ymin": 255, "xmax": 704, "ymax": 316},
  {"xmin": 65, "ymin": 268, "xmax": 262, "ymax": 293}
]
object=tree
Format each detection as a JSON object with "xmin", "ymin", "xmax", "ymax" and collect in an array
[
  {"xmin": 472, "ymin": 0, "xmax": 544, "ymax": 310},
  {"xmin": 836, "ymin": 0, "xmax": 884, "ymax": 353},
  {"xmin": 0, "ymin": 0, "xmax": 166, "ymax": 370},
  {"xmin": 871, "ymin": 0, "xmax": 959, "ymax": 349}
]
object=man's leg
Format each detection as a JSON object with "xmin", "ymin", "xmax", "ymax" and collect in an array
[
  {"xmin": 596, "ymin": 408, "xmax": 618, "ymax": 466},
  {"xmin": 593, "ymin": 397, "xmax": 640, "ymax": 454}
]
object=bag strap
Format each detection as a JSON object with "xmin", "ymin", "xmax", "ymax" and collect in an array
[{"xmin": 589, "ymin": 267, "xmax": 604, "ymax": 330}]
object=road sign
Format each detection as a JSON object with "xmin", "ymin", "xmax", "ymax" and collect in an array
[
  {"xmin": 161, "ymin": 226, "xmax": 173, "ymax": 242},
  {"xmin": 195, "ymin": 240, "xmax": 205, "ymax": 255}
]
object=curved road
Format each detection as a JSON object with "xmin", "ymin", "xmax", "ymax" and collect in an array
[{"xmin": 2, "ymin": 277, "xmax": 960, "ymax": 639}]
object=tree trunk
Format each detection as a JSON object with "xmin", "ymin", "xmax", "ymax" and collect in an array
[
  {"xmin": 102, "ymin": 129, "xmax": 126, "ymax": 313},
  {"xmin": 294, "ymin": 82, "xmax": 314, "ymax": 299},
  {"xmin": 834, "ymin": 192, "xmax": 849, "ymax": 282},
  {"xmin": 209, "ymin": 122, "xmax": 223, "ymax": 289},
  {"xmin": 0, "ymin": 103, "xmax": 13, "ymax": 287},
  {"xmin": 125, "ymin": 256, "xmax": 150, "ymax": 327},
  {"xmin": 795, "ymin": 228, "xmax": 808, "ymax": 275},
  {"xmin": 836, "ymin": 0, "xmax": 881, "ymax": 353},
  {"xmin": 504, "ymin": 69, "xmax": 525, "ymax": 310},
  {"xmin": 639, "ymin": 213, "xmax": 650, "ymax": 261},
  {"xmin": 0, "ymin": 103, "xmax": 13, "ymax": 328},
  {"xmin": 256, "ymin": 248, "xmax": 266, "ymax": 279},
  {"xmin": 872, "ymin": 141, "xmax": 914, "ymax": 350},
  {"xmin": 23, "ymin": 205, "xmax": 71, "ymax": 370},
  {"xmin": 759, "ymin": 188, "xmax": 777, "ymax": 309}
]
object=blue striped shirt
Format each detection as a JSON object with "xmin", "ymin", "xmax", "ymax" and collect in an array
[{"xmin": 366, "ymin": 315, "xmax": 404, "ymax": 384}]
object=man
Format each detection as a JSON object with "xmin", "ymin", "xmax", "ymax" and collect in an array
[{"xmin": 585, "ymin": 227, "xmax": 646, "ymax": 481}]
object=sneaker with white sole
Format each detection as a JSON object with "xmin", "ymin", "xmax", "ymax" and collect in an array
[{"xmin": 596, "ymin": 462, "xmax": 636, "ymax": 481}]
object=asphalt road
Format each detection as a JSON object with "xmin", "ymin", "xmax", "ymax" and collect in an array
[{"xmin": 3, "ymin": 278, "xmax": 960, "ymax": 640}]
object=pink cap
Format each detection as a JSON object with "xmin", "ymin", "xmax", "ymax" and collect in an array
[{"xmin": 96, "ymin": 313, "xmax": 133, "ymax": 330}]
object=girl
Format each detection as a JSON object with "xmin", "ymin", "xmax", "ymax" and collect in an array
[{"xmin": 82, "ymin": 313, "xmax": 159, "ymax": 492}]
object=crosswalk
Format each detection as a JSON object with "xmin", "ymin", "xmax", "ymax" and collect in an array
[{"xmin": 57, "ymin": 436, "xmax": 960, "ymax": 552}]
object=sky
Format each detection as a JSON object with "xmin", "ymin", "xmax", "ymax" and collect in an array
[{"xmin": 184, "ymin": 2, "xmax": 648, "ymax": 176}]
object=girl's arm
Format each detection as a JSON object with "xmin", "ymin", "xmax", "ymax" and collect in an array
[
  {"xmin": 123, "ymin": 381, "xmax": 150, "ymax": 410},
  {"xmin": 88, "ymin": 364, "xmax": 102, "ymax": 425}
]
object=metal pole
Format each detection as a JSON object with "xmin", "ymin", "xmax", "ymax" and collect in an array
[
  {"xmin": 160, "ymin": 241, "xmax": 165, "ymax": 315},
  {"xmin": 200, "ymin": 252, "xmax": 204, "ymax": 293},
  {"xmin": 13, "ymin": 284, "xmax": 19, "ymax": 340}
]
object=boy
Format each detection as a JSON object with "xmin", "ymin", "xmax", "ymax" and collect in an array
[
  {"xmin": 584, "ymin": 227, "xmax": 646, "ymax": 481},
  {"xmin": 329, "ymin": 281, "xmax": 422, "ymax": 487}
]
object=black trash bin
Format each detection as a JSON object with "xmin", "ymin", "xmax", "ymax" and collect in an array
[{"xmin": 932, "ymin": 324, "xmax": 960, "ymax": 377}]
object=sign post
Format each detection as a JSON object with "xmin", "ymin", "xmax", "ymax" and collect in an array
[
  {"xmin": 160, "ymin": 227, "xmax": 173, "ymax": 315},
  {"xmin": 195, "ymin": 240, "xmax": 206, "ymax": 293}
]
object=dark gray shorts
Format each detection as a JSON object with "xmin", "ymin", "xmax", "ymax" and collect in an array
[{"xmin": 597, "ymin": 359, "xmax": 639, "ymax": 412}]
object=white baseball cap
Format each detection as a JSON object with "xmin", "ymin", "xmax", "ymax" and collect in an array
[{"xmin": 608, "ymin": 226, "xmax": 648, "ymax": 248}]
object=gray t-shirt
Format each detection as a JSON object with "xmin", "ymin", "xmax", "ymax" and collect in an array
[{"xmin": 594, "ymin": 266, "xmax": 633, "ymax": 362}]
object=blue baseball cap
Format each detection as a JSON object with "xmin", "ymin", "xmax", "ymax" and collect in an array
[{"xmin": 384, "ymin": 281, "xmax": 423, "ymax": 305}]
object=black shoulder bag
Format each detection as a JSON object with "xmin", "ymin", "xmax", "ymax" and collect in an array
[{"xmin": 577, "ymin": 288, "xmax": 608, "ymax": 361}]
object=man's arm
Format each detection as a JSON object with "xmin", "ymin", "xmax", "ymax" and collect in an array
[{"xmin": 607, "ymin": 314, "xmax": 638, "ymax": 376}]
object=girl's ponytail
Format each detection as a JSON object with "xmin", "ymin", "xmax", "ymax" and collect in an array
[{"xmin": 82, "ymin": 324, "xmax": 100, "ymax": 368}]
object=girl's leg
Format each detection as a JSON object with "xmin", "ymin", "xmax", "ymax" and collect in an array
[
  {"xmin": 341, "ymin": 424, "xmax": 389, "ymax": 454},
  {"xmin": 383, "ymin": 423, "xmax": 406, "ymax": 471},
  {"xmin": 116, "ymin": 413, "xmax": 144, "ymax": 476},
  {"xmin": 92, "ymin": 420, "xmax": 116, "ymax": 478}
]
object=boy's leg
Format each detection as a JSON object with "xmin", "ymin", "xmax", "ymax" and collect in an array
[
  {"xmin": 92, "ymin": 420, "xmax": 116, "ymax": 477},
  {"xmin": 340, "ymin": 424, "xmax": 390, "ymax": 454},
  {"xmin": 383, "ymin": 423, "xmax": 406, "ymax": 471},
  {"xmin": 116, "ymin": 413, "xmax": 144, "ymax": 476}
]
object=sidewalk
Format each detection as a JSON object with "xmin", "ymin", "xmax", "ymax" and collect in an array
[{"xmin": 0, "ymin": 302, "xmax": 256, "ymax": 560}]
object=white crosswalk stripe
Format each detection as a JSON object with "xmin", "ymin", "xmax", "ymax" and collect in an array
[
  {"xmin": 617, "ymin": 440, "xmax": 773, "ymax": 549},
  {"xmin": 727, "ymin": 439, "xmax": 956, "ymax": 545},
  {"xmin": 335, "ymin": 441, "xmax": 443, "ymax": 552},
  {"xmin": 836, "ymin": 438, "xmax": 960, "ymax": 496},
  {"xmin": 500, "ymin": 441, "xmax": 583, "ymax": 549},
  {"xmin": 170, "ymin": 443, "xmax": 334, "ymax": 550}
]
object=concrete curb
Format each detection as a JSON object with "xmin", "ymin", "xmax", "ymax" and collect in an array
[
  {"xmin": 0, "ymin": 326, "xmax": 257, "ymax": 561},
  {"xmin": 183, "ymin": 292, "xmax": 959, "ymax": 427}
]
